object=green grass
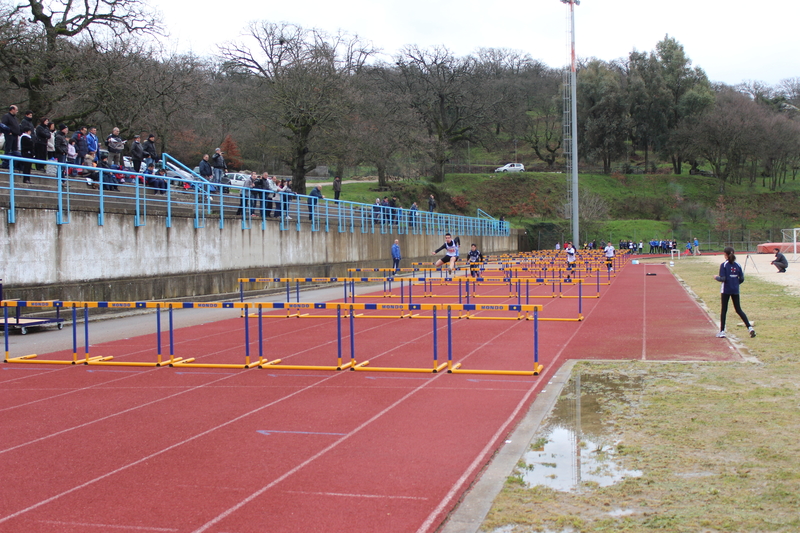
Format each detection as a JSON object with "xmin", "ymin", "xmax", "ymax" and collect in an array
[{"xmin": 482, "ymin": 259, "xmax": 800, "ymax": 532}]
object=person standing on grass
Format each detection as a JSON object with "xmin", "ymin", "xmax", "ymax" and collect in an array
[
  {"xmin": 333, "ymin": 176, "xmax": 342, "ymax": 200},
  {"xmin": 693, "ymin": 237, "xmax": 701, "ymax": 255},
  {"xmin": 771, "ymin": 248, "xmax": 788, "ymax": 273},
  {"xmin": 391, "ymin": 239, "xmax": 401, "ymax": 274},
  {"xmin": 428, "ymin": 194, "xmax": 436, "ymax": 212},
  {"xmin": 714, "ymin": 247, "xmax": 755, "ymax": 338}
]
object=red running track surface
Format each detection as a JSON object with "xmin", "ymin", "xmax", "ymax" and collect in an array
[{"xmin": 0, "ymin": 264, "xmax": 740, "ymax": 533}]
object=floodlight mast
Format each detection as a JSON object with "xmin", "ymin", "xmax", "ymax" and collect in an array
[{"xmin": 561, "ymin": 0, "xmax": 580, "ymax": 244}]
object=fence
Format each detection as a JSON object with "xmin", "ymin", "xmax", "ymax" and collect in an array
[{"xmin": 0, "ymin": 153, "xmax": 508, "ymax": 237}]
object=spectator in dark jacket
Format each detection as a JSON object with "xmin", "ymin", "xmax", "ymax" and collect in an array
[
  {"xmin": 33, "ymin": 117, "xmax": 51, "ymax": 170},
  {"xmin": 1, "ymin": 105, "xmax": 21, "ymax": 166},
  {"xmin": 72, "ymin": 127, "xmax": 89, "ymax": 161},
  {"xmin": 19, "ymin": 125, "xmax": 34, "ymax": 182},
  {"xmin": 142, "ymin": 134, "xmax": 157, "ymax": 167},
  {"xmin": 129, "ymin": 134, "xmax": 144, "ymax": 172},
  {"xmin": 54, "ymin": 124, "xmax": 69, "ymax": 163},
  {"xmin": 308, "ymin": 184, "xmax": 324, "ymax": 221},
  {"xmin": 198, "ymin": 154, "xmax": 213, "ymax": 181},
  {"xmin": 771, "ymin": 248, "xmax": 788, "ymax": 273}
]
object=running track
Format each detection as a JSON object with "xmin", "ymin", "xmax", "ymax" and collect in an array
[{"xmin": 0, "ymin": 264, "xmax": 740, "ymax": 533}]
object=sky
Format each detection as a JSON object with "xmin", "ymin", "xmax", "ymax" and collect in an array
[{"xmin": 157, "ymin": 0, "xmax": 799, "ymax": 87}]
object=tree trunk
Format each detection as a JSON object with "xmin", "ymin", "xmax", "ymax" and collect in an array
[{"xmin": 377, "ymin": 161, "xmax": 387, "ymax": 188}]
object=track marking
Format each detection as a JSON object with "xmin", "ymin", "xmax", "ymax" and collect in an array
[
  {"xmin": 189, "ymin": 320, "xmax": 526, "ymax": 533},
  {"xmin": 0, "ymin": 371, "xmax": 244, "ymax": 454},
  {"xmin": 642, "ymin": 265, "xmax": 647, "ymax": 361},
  {"xmin": 0, "ymin": 372, "xmax": 341, "ymax": 526},
  {"xmin": 416, "ymin": 273, "xmax": 608, "ymax": 533},
  {"xmin": 256, "ymin": 430, "xmax": 347, "ymax": 436},
  {"xmin": 283, "ymin": 490, "xmax": 428, "ymax": 501},
  {"xmin": 37, "ymin": 520, "xmax": 178, "ymax": 531}
]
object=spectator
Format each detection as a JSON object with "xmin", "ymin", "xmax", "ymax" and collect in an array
[
  {"xmin": 1, "ymin": 105, "xmax": 21, "ymax": 166},
  {"xmin": 46, "ymin": 121, "xmax": 56, "ymax": 161},
  {"xmin": 20, "ymin": 110, "xmax": 34, "ymax": 133},
  {"xmin": 130, "ymin": 134, "xmax": 144, "ymax": 173},
  {"xmin": 771, "ymin": 248, "xmax": 788, "ymax": 273},
  {"xmin": 332, "ymin": 176, "xmax": 342, "ymax": 200},
  {"xmin": 97, "ymin": 153, "xmax": 119, "ymax": 191},
  {"xmin": 409, "ymin": 201, "xmax": 419, "ymax": 229},
  {"xmin": 693, "ymin": 237, "xmax": 701, "ymax": 256},
  {"xmin": 72, "ymin": 126, "xmax": 89, "ymax": 166},
  {"xmin": 308, "ymin": 184, "xmax": 324, "ymax": 221},
  {"xmin": 236, "ymin": 173, "xmax": 254, "ymax": 216},
  {"xmin": 54, "ymin": 124, "xmax": 69, "ymax": 164},
  {"xmin": 142, "ymin": 134, "xmax": 157, "ymax": 168},
  {"xmin": 372, "ymin": 198, "xmax": 381, "ymax": 222},
  {"xmin": 264, "ymin": 174, "xmax": 278, "ymax": 218},
  {"xmin": 198, "ymin": 154, "xmax": 213, "ymax": 182},
  {"xmin": 105, "ymin": 127, "xmax": 125, "ymax": 167},
  {"xmin": 428, "ymin": 194, "xmax": 436, "ymax": 212},
  {"xmin": 33, "ymin": 117, "xmax": 50, "ymax": 170},
  {"xmin": 211, "ymin": 147, "xmax": 226, "ymax": 183},
  {"xmin": 19, "ymin": 125, "xmax": 34, "ymax": 183},
  {"xmin": 391, "ymin": 239, "xmax": 401, "ymax": 274},
  {"xmin": 86, "ymin": 126, "xmax": 99, "ymax": 161},
  {"xmin": 66, "ymin": 138, "xmax": 77, "ymax": 175},
  {"xmin": 277, "ymin": 179, "xmax": 293, "ymax": 220},
  {"xmin": 144, "ymin": 163, "xmax": 167, "ymax": 194}
]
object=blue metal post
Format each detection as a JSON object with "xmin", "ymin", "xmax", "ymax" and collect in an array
[
  {"xmin": 169, "ymin": 304, "xmax": 175, "ymax": 359},
  {"xmin": 156, "ymin": 304, "xmax": 162, "ymax": 357}
]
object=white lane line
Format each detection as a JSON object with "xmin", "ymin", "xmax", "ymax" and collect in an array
[
  {"xmin": 0, "ymin": 372, "xmax": 340, "ymax": 526},
  {"xmin": 190, "ymin": 321, "xmax": 524, "ymax": 533},
  {"xmin": 38, "ymin": 519, "xmax": 178, "ymax": 531},
  {"xmin": 283, "ymin": 490, "xmax": 428, "ymax": 501},
  {"xmin": 416, "ymin": 272, "xmax": 609, "ymax": 533}
]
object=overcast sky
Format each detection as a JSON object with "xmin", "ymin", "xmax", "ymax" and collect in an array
[{"xmin": 157, "ymin": 0, "xmax": 799, "ymax": 87}]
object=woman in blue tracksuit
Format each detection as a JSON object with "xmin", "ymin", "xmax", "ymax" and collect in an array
[{"xmin": 714, "ymin": 247, "xmax": 756, "ymax": 338}]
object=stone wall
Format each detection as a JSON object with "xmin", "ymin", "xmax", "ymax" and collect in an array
[{"xmin": 0, "ymin": 209, "xmax": 519, "ymax": 301}]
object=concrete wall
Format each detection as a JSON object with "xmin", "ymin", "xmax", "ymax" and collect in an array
[{"xmin": 0, "ymin": 209, "xmax": 520, "ymax": 301}]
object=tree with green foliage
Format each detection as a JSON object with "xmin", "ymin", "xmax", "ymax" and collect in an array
[
  {"xmin": 654, "ymin": 35, "xmax": 714, "ymax": 174},
  {"xmin": 577, "ymin": 59, "xmax": 630, "ymax": 174}
]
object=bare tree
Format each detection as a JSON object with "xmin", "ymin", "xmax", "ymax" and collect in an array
[
  {"xmin": 6, "ymin": 0, "xmax": 161, "ymax": 113},
  {"xmin": 219, "ymin": 22, "xmax": 375, "ymax": 194},
  {"xmin": 391, "ymin": 46, "xmax": 485, "ymax": 183}
]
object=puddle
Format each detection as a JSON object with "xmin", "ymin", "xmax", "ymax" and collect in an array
[{"xmin": 516, "ymin": 371, "xmax": 643, "ymax": 492}]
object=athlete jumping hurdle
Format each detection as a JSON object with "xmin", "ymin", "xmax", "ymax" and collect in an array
[{"xmin": 432, "ymin": 233, "xmax": 460, "ymax": 274}]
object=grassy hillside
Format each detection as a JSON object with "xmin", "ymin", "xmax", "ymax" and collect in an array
[{"xmin": 334, "ymin": 170, "xmax": 800, "ymax": 247}]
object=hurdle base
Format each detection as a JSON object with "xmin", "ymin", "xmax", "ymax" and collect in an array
[
  {"xmin": 449, "ymin": 363, "xmax": 544, "ymax": 376},
  {"xmin": 170, "ymin": 361, "xmax": 254, "ymax": 369},
  {"xmin": 5, "ymin": 354, "xmax": 84, "ymax": 365},
  {"xmin": 352, "ymin": 361, "xmax": 448, "ymax": 373},
  {"xmin": 83, "ymin": 356, "xmax": 195, "ymax": 367}
]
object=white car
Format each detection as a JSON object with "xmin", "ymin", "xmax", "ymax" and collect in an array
[
  {"xmin": 494, "ymin": 163, "xmax": 525, "ymax": 173},
  {"xmin": 224, "ymin": 173, "xmax": 249, "ymax": 187}
]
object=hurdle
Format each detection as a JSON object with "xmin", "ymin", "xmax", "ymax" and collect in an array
[
  {"xmin": 3, "ymin": 301, "xmax": 195, "ymax": 366},
  {"xmin": 449, "ymin": 307, "xmax": 543, "ymax": 376}
]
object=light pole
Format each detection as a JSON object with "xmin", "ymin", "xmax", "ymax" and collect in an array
[{"xmin": 561, "ymin": 0, "xmax": 579, "ymax": 244}]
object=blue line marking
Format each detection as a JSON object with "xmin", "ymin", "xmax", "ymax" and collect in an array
[{"xmin": 257, "ymin": 430, "xmax": 347, "ymax": 436}]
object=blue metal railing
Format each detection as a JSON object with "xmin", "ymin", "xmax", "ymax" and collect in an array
[{"xmin": 0, "ymin": 153, "xmax": 510, "ymax": 237}]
